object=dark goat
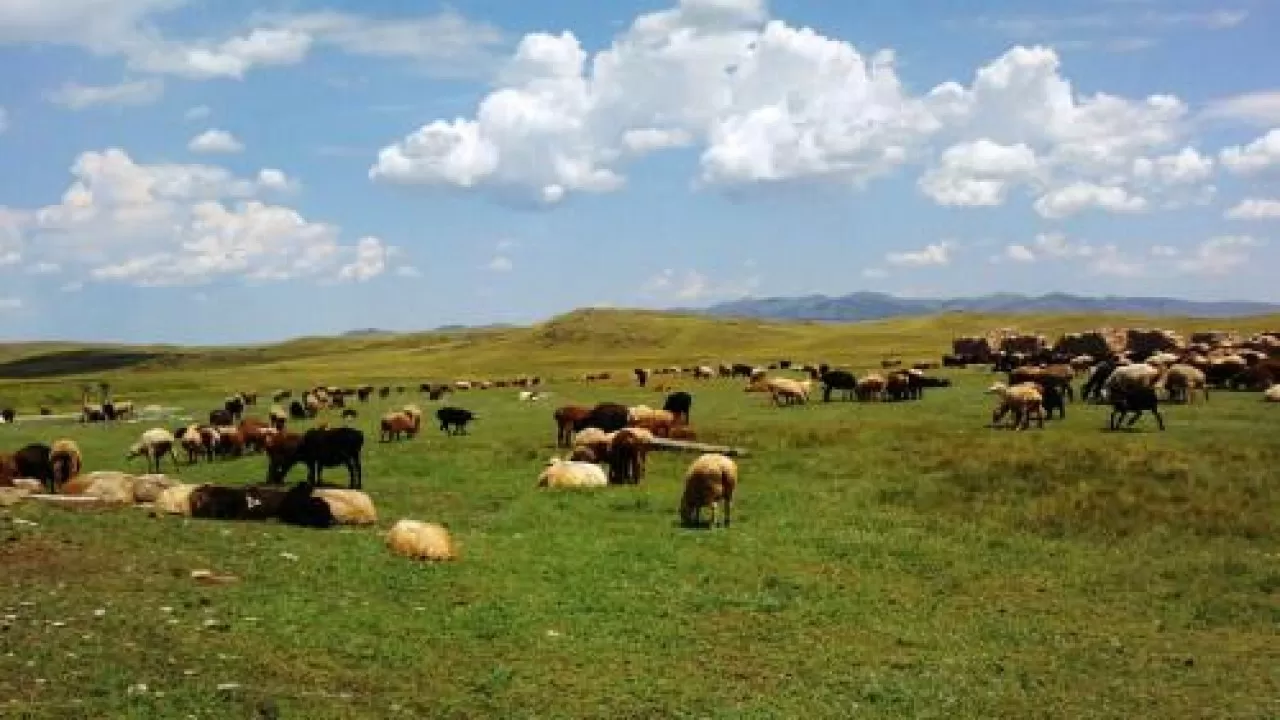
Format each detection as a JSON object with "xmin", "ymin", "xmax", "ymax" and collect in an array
[
  {"xmin": 662, "ymin": 391, "xmax": 693, "ymax": 424},
  {"xmin": 820, "ymin": 370, "xmax": 857, "ymax": 402},
  {"xmin": 15, "ymin": 444, "xmax": 54, "ymax": 493},
  {"xmin": 272, "ymin": 427, "xmax": 365, "ymax": 489},
  {"xmin": 573, "ymin": 402, "xmax": 630, "ymax": 434},
  {"xmin": 437, "ymin": 406, "xmax": 476, "ymax": 435},
  {"xmin": 1108, "ymin": 385, "xmax": 1165, "ymax": 431}
]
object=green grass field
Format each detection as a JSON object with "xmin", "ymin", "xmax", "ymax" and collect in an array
[{"xmin": 1, "ymin": 310, "xmax": 1278, "ymax": 719}]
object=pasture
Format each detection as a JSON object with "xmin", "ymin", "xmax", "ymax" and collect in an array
[{"xmin": 1, "ymin": 310, "xmax": 1278, "ymax": 718}]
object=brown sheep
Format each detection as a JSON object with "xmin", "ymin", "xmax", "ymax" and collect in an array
[
  {"xmin": 856, "ymin": 374, "xmax": 887, "ymax": 402},
  {"xmin": 986, "ymin": 382, "xmax": 1045, "ymax": 431},
  {"xmin": 554, "ymin": 405, "xmax": 592, "ymax": 448},
  {"xmin": 607, "ymin": 427, "xmax": 653, "ymax": 484},
  {"xmin": 679, "ymin": 453, "xmax": 738, "ymax": 528},
  {"xmin": 380, "ymin": 411, "xmax": 419, "ymax": 442}
]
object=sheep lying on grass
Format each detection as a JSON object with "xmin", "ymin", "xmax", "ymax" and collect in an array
[
  {"xmin": 386, "ymin": 519, "xmax": 456, "ymax": 561},
  {"xmin": 537, "ymin": 458, "xmax": 608, "ymax": 488},
  {"xmin": 679, "ymin": 453, "xmax": 738, "ymax": 529}
]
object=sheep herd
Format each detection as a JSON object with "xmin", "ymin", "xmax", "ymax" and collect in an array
[{"xmin": 2, "ymin": 333, "xmax": 1277, "ymax": 563}]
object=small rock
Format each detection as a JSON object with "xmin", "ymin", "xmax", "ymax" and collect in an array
[
  {"xmin": 93, "ymin": 608, "xmax": 106, "ymax": 618},
  {"xmin": 280, "ymin": 552, "xmax": 299, "ymax": 562}
]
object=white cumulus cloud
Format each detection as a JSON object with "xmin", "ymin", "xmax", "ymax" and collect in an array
[
  {"xmin": 1177, "ymin": 235, "xmax": 1264, "ymax": 275},
  {"xmin": 886, "ymin": 241, "xmax": 954, "ymax": 267},
  {"xmin": 1225, "ymin": 197, "xmax": 1280, "ymax": 220},
  {"xmin": 189, "ymin": 129, "xmax": 244, "ymax": 154},
  {"xmin": 1219, "ymin": 128, "xmax": 1280, "ymax": 174},
  {"xmin": 1033, "ymin": 182, "xmax": 1146, "ymax": 219}
]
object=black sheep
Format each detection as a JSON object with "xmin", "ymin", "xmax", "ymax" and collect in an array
[
  {"xmin": 14, "ymin": 443, "xmax": 54, "ymax": 493},
  {"xmin": 277, "ymin": 427, "xmax": 365, "ymax": 489},
  {"xmin": 1040, "ymin": 383, "xmax": 1066, "ymax": 420},
  {"xmin": 819, "ymin": 370, "xmax": 858, "ymax": 402},
  {"xmin": 273, "ymin": 482, "xmax": 334, "ymax": 528},
  {"xmin": 1108, "ymin": 385, "xmax": 1165, "ymax": 431},
  {"xmin": 662, "ymin": 391, "xmax": 693, "ymax": 423},
  {"xmin": 288, "ymin": 400, "xmax": 308, "ymax": 420},
  {"xmin": 437, "ymin": 406, "xmax": 476, "ymax": 435},
  {"xmin": 0, "ymin": 408, "xmax": 14, "ymax": 423},
  {"xmin": 573, "ymin": 402, "xmax": 629, "ymax": 433},
  {"xmin": 224, "ymin": 396, "xmax": 245, "ymax": 422},
  {"xmin": 189, "ymin": 485, "xmax": 250, "ymax": 520}
]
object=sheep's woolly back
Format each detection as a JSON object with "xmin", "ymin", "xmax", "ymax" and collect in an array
[
  {"xmin": 537, "ymin": 458, "xmax": 608, "ymax": 488},
  {"xmin": 1264, "ymin": 385, "xmax": 1280, "ymax": 403},
  {"xmin": 140, "ymin": 427, "xmax": 175, "ymax": 446},
  {"xmin": 313, "ymin": 488, "xmax": 378, "ymax": 525},
  {"xmin": 154, "ymin": 483, "xmax": 197, "ymax": 516},
  {"xmin": 572, "ymin": 427, "xmax": 610, "ymax": 448},
  {"xmin": 402, "ymin": 404, "xmax": 423, "ymax": 421},
  {"xmin": 386, "ymin": 519, "xmax": 456, "ymax": 561},
  {"xmin": 680, "ymin": 453, "xmax": 739, "ymax": 522},
  {"xmin": 133, "ymin": 474, "xmax": 177, "ymax": 503},
  {"xmin": 50, "ymin": 438, "xmax": 80, "ymax": 456},
  {"xmin": 74, "ymin": 471, "xmax": 137, "ymax": 505}
]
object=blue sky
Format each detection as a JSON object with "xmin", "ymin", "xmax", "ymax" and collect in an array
[{"xmin": 1, "ymin": 0, "xmax": 1278, "ymax": 344}]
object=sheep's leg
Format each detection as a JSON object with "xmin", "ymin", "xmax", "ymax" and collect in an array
[
  {"xmin": 1127, "ymin": 410, "xmax": 1142, "ymax": 427},
  {"xmin": 1153, "ymin": 409, "xmax": 1165, "ymax": 431}
]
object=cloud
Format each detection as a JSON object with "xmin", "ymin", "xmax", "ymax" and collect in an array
[
  {"xmin": 266, "ymin": 10, "xmax": 507, "ymax": 79},
  {"xmin": 1033, "ymin": 182, "xmax": 1147, "ymax": 219},
  {"xmin": 487, "ymin": 255, "xmax": 514, "ymax": 272},
  {"xmin": 184, "ymin": 105, "xmax": 211, "ymax": 121},
  {"xmin": 25, "ymin": 262, "xmax": 62, "ymax": 275},
  {"xmin": 1201, "ymin": 91, "xmax": 1280, "ymax": 127},
  {"xmin": 255, "ymin": 168, "xmax": 296, "ymax": 192},
  {"xmin": 0, "ymin": 297, "xmax": 22, "ymax": 311},
  {"xmin": 189, "ymin": 129, "xmax": 244, "ymax": 154},
  {"xmin": 1177, "ymin": 235, "xmax": 1264, "ymax": 275},
  {"xmin": 642, "ymin": 264, "xmax": 759, "ymax": 301},
  {"xmin": 370, "ymin": 4, "xmax": 1206, "ymax": 217},
  {"xmin": 1219, "ymin": 129, "xmax": 1280, "ymax": 174},
  {"xmin": 886, "ymin": 241, "xmax": 954, "ymax": 267},
  {"xmin": 336, "ymin": 237, "xmax": 392, "ymax": 282},
  {"xmin": 1225, "ymin": 197, "xmax": 1280, "ymax": 220},
  {"xmin": 7, "ymin": 148, "xmax": 385, "ymax": 287},
  {"xmin": 47, "ymin": 78, "xmax": 164, "ymax": 110},
  {"xmin": 1001, "ymin": 232, "xmax": 1097, "ymax": 263}
]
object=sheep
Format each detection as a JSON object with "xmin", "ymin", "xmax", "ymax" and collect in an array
[
  {"xmin": 132, "ymin": 473, "xmax": 177, "ymax": 503},
  {"xmin": 679, "ymin": 453, "xmax": 738, "ymax": 529},
  {"xmin": 180, "ymin": 424, "xmax": 211, "ymax": 464},
  {"xmin": 856, "ymin": 374, "xmax": 887, "ymax": 402},
  {"xmin": 1160, "ymin": 364, "xmax": 1210, "ymax": 404},
  {"xmin": 1108, "ymin": 385, "xmax": 1166, "ymax": 431},
  {"xmin": 49, "ymin": 439, "xmax": 82, "ymax": 492},
  {"xmin": 189, "ymin": 484, "xmax": 250, "ymax": 520},
  {"xmin": 1264, "ymin": 384, "xmax": 1280, "ymax": 402},
  {"xmin": 574, "ymin": 402, "xmax": 630, "ymax": 434},
  {"xmin": 312, "ymin": 488, "xmax": 378, "ymax": 525},
  {"xmin": 662, "ymin": 391, "xmax": 693, "ymax": 424},
  {"xmin": 554, "ymin": 405, "xmax": 592, "ymax": 447},
  {"xmin": 385, "ymin": 519, "xmax": 456, "ymax": 561},
  {"xmin": 12, "ymin": 443, "xmax": 54, "ymax": 491},
  {"xmin": 403, "ymin": 404, "xmax": 424, "ymax": 425},
  {"xmin": 273, "ymin": 427, "xmax": 365, "ymax": 489},
  {"xmin": 569, "ymin": 427, "xmax": 613, "ymax": 464},
  {"xmin": 238, "ymin": 418, "xmax": 274, "ymax": 453},
  {"xmin": 269, "ymin": 404, "xmax": 289, "ymax": 429},
  {"xmin": 380, "ymin": 411, "xmax": 419, "ymax": 442},
  {"xmin": 437, "ymin": 406, "xmax": 476, "ymax": 435},
  {"xmin": 65, "ymin": 471, "xmax": 136, "ymax": 505},
  {"xmin": 985, "ymin": 382, "xmax": 1045, "ymax": 431},
  {"xmin": 820, "ymin": 369, "xmax": 858, "ymax": 402},
  {"xmin": 127, "ymin": 429, "xmax": 179, "ymax": 474},
  {"xmin": 608, "ymin": 427, "xmax": 653, "ymax": 484},
  {"xmin": 153, "ymin": 483, "xmax": 198, "ymax": 516},
  {"xmin": 536, "ymin": 458, "xmax": 608, "ymax": 489},
  {"xmin": 271, "ymin": 482, "xmax": 335, "ymax": 528},
  {"xmin": 213, "ymin": 427, "xmax": 246, "ymax": 458},
  {"xmin": 289, "ymin": 400, "xmax": 309, "ymax": 420},
  {"xmin": 746, "ymin": 377, "xmax": 808, "ymax": 406}
]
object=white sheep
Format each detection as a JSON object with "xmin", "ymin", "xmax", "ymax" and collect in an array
[
  {"xmin": 985, "ymin": 382, "xmax": 1045, "ymax": 430},
  {"xmin": 312, "ymin": 488, "xmax": 378, "ymax": 525},
  {"xmin": 385, "ymin": 519, "xmax": 456, "ymax": 561},
  {"xmin": 1264, "ymin": 384, "xmax": 1280, "ymax": 403},
  {"xmin": 127, "ymin": 428, "xmax": 179, "ymax": 474},
  {"xmin": 153, "ymin": 483, "xmax": 198, "ymax": 516},
  {"xmin": 679, "ymin": 453, "xmax": 739, "ymax": 528},
  {"xmin": 537, "ymin": 458, "xmax": 608, "ymax": 488}
]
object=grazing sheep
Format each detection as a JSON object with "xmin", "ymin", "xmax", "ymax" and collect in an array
[
  {"xmin": 820, "ymin": 369, "xmax": 858, "ymax": 402},
  {"xmin": 49, "ymin": 439, "xmax": 82, "ymax": 492},
  {"xmin": 312, "ymin": 488, "xmax": 378, "ymax": 525},
  {"xmin": 1160, "ymin": 364, "xmax": 1210, "ymax": 404},
  {"xmin": 608, "ymin": 426, "xmax": 653, "ymax": 484},
  {"xmin": 679, "ymin": 453, "xmax": 738, "ymax": 529},
  {"xmin": 746, "ymin": 377, "xmax": 808, "ymax": 406},
  {"xmin": 856, "ymin": 374, "xmax": 887, "ymax": 402},
  {"xmin": 537, "ymin": 458, "xmax": 608, "ymax": 488},
  {"xmin": 1108, "ymin": 385, "xmax": 1166, "ymax": 431},
  {"xmin": 385, "ymin": 519, "xmax": 456, "ymax": 561},
  {"xmin": 662, "ymin": 391, "xmax": 693, "ymax": 424},
  {"xmin": 180, "ymin": 424, "xmax": 210, "ymax": 464},
  {"xmin": 273, "ymin": 427, "xmax": 365, "ymax": 489},
  {"xmin": 214, "ymin": 426, "xmax": 246, "ymax": 458},
  {"xmin": 238, "ymin": 418, "xmax": 273, "ymax": 453},
  {"xmin": 985, "ymin": 382, "xmax": 1045, "ymax": 431},
  {"xmin": 437, "ymin": 406, "xmax": 476, "ymax": 435},
  {"xmin": 380, "ymin": 411, "xmax": 419, "ymax": 442},
  {"xmin": 554, "ymin": 405, "xmax": 592, "ymax": 447}
]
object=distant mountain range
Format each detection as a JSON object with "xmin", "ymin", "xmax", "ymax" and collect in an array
[{"xmin": 692, "ymin": 292, "xmax": 1280, "ymax": 322}]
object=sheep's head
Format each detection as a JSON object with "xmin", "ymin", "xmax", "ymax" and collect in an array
[{"xmin": 125, "ymin": 442, "xmax": 144, "ymax": 459}]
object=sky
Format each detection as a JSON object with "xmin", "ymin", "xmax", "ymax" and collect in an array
[{"xmin": 1, "ymin": 0, "xmax": 1279, "ymax": 344}]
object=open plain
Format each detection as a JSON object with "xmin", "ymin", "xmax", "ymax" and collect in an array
[{"xmin": 1, "ymin": 309, "xmax": 1278, "ymax": 719}]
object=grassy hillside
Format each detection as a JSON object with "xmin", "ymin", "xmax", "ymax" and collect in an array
[{"xmin": 2, "ymin": 308, "xmax": 1279, "ymax": 409}]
